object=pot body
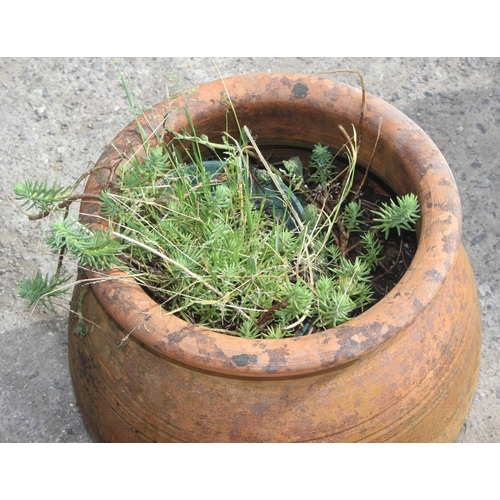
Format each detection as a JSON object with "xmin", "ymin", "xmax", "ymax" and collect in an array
[{"xmin": 68, "ymin": 73, "xmax": 481, "ymax": 442}]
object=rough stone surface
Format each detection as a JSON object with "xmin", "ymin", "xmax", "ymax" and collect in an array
[{"xmin": 1, "ymin": 57, "xmax": 498, "ymax": 442}]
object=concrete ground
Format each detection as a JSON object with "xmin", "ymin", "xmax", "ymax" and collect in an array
[{"xmin": 0, "ymin": 57, "xmax": 498, "ymax": 442}]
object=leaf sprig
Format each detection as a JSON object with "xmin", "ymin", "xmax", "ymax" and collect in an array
[
  {"xmin": 18, "ymin": 271, "xmax": 72, "ymax": 310},
  {"xmin": 46, "ymin": 216, "xmax": 127, "ymax": 268},
  {"xmin": 372, "ymin": 193, "xmax": 420, "ymax": 238},
  {"xmin": 13, "ymin": 179, "xmax": 74, "ymax": 214}
]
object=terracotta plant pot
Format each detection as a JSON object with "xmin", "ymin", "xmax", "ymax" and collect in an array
[{"xmin": 68, "ymin": 73, "xmax": 481, "ymax": 442}]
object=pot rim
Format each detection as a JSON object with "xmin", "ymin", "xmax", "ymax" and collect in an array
[{"xmin": 81, "ymin": 72, "xmax": 462, "ymax": 378}]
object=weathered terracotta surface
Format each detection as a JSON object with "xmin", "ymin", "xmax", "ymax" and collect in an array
[{"xmin": 69, "ymin": 73, "xmax": 482, "ymax": 442}]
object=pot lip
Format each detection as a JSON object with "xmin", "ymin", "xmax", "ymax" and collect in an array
[{"xmin": 82, "ymin": 72, "xmax": 462, "ymax": 378}]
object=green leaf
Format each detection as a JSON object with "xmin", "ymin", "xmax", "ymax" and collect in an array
[
  {"xmin": 46, "ymin": 216, "xmax": 128, "ymax": 268},
  {"xmin": 371, "ymin": 193, "xmax": 420, "ymax": 239},
  {"xmin": 18, "ymin": 271, "xmax": 72, "ymax": 310},
  {"xmin": 13, "ymin": 179, "xmax": 73, "ymax": 213},
  {"xmin": 343, "ymin": 201, "xmax": 364, "ymax": 234}
]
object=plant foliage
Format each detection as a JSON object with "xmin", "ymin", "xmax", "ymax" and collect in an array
[{"xmin": 13, "ymin": 84, "xmax": 421, "ymax": 338}]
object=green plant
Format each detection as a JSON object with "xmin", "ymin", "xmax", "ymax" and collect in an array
[
  {"xmin": 371, "ymin": 193, "xmax": 421, "ymax": 238},
  {"xmin": 12, "ymin": 77, "xmax": 420, "ymax": 339}
]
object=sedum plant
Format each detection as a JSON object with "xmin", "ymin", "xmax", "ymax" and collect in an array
[{"xmin": 12, "ymin": 90, "xmax": 420, "ymax": 340}]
